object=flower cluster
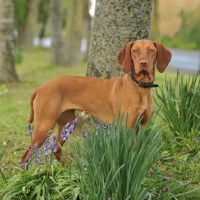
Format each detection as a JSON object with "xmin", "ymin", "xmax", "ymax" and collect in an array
[
  {"xmin": 44, "ymin": 130, "xmax": 57, "ymax": 156},
  {"xmin": 60, "ymin": 118, "xmax": 78, "ymax": 141},
  {"xmin": 96, "ymin": 119, "xmax": 106, "ymax": 134},
  {"xmin": 81, "ymin": 119, "xmax": 116, "ymax": 139},
  {"xmin": 25, "ymin": 119, "xmax": 80, "ymax": 168},
  {"xmin": 27, "ymin": 123, "xmax": 33, "ymax": 137},
  {"xmin": 81, "ymin": 130, "xmax": 87, "ymax": 138},
  {"xmin": 25, "ymin": 124, "xmax": 57, "ymax": 167}
]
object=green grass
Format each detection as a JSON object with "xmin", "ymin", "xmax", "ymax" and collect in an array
[{"xmin": 0, "ymin": 48, "xmax": 87, "ymax": 178}]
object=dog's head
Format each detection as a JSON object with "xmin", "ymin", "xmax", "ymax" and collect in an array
[{"xmin": 118, "ymin": 40, "xmax": 172, "ymax": 76}]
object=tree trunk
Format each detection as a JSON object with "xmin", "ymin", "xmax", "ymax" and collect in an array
[
  {"xmin": 150, "ymin": 0, "xmax": 159, "ymax": 40},
  {"xmin": 65, "ymin": 0, "xmax": 84, "ymax": 67},
  {"xmin": 87, "ymin": 0, "xmax": 153, "ymax": 78},
  {"xmin": 0, "ymin": 0, "xmax": 19, "ymax": 83},
  {"xmin": 22, "ymin": 0, "xmax": 40, "ymax": 50},
  {"xmin": 82, "ymin": 0, "xmax": 92, "ymax": 62},
  {"xmin": 50, "ymin": 0, "xmax": 66, "ymax": 65}
]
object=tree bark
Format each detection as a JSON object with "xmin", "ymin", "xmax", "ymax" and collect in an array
[
  {"xmin": 150, "ymin": 0, "xmax": 159, "ymax": 40},
  {"xmin": 50, "ymin": 0, "xmax": 66, "ymax": 65},
  {"xmin": 22, "ymin": 0, "xmax": 40, "ymax": 50},
  {"xmin": 87, "ymin": 0, "xmax": 153, "ymax": 78},
  {"xmin": 0, "ymin": 0, "xmax": 19, "ymax": 83},
  {"xmin": 82, "ymin": 0, "xmax": 92, "ymax": 62},
  {"xmin": 65, "ymin": 0, "xmax": 84, "ymax": 67}
]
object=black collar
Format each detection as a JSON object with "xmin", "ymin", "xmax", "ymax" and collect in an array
[{"xmin": 129, "ymin": 72, "xmax": 159, "ymax": 88}]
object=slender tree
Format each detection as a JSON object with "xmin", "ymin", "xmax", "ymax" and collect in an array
[
  {"xmin": 14, "ymin": 0, "xmax": 49, "ymax": 48},
  {"xmin": 150, "ymin": 0, "xmax": 159, "ymax": 40},
  {"xmin": 65, "ymin": 0, "xmax": 84, "ymax": 67},
  {"xmin": 0, "ymin": 0, "xmax": 19, "ymax": 83},
  {"xmin": 49, "ymin": 0, "xmax": 66, "ymax": 65},
  {"xmin": 87, "ymin": 0, "xmax": 153, "ymax": 78},
  {"xmin": 14, "ymin": 0, "xmax": 29, "ymax": 47},
  {"xmin": 82, "ymin": 0, "xmax": 92, "ymax": 62},
  {"xmin": 23, "ymin": 0, "xmax": 40, "ymax": 49}
]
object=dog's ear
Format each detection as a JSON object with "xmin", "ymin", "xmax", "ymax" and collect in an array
[
  {"xmin": 118, "ymin": 42, "xmax": 134, "ymax": 73},
  {"xmin": 153, "ymin": 41, "xmax": 172, "ymax": 73}
]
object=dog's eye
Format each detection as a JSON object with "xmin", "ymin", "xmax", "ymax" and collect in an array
[
  {"xmin": 132, "ymin": 49, "xmax": 138, "ymax": 53},
  {"xmin": 149, "ymin": 49, "xmax": 154, "ymax": 53}
]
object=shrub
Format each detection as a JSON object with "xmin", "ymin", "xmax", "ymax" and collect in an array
[
  {"xmin": 71, "ymin": 118, "xmax": 161, "ymax": 200},
  {"xmin": 0, "ymin": 164, "xmax": 80, "ymax": 200},
  {"xmin": 154, "ymin": 72, "xmax": 200, "ymax": 138}
]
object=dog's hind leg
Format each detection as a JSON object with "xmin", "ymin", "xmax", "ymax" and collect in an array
[
  {"xmin": 54, "ymin": 110, "xmax": 76, "ymax": 162},
  {"xmin": 21, "ymin": 123, "xmax": 54, "ymax": 165},
  {"xmin": 21, "ymin": 119, "xmax": 57, "ymax": 166}
]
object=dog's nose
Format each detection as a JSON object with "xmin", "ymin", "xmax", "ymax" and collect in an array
[{"xmin": 140, "ymin": 59, "xmax": 148, "ymax": 67}]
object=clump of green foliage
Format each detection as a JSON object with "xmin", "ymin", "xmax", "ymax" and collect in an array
[
  {"xmin": 157, "ymin": 7, "xmax": 200, "ymax": 50},
  {"xmin": 71, "ymin": 118, "xmax": 161, "ymax": 200},
  {"xmin": 155, "ymin": 72, "xmax": 200, "ymax": 138},
  {"xmin": 0, "ymin": 123, "xmax": 81, "ymax": 200},
  {"xmin": 152, "ymin": 72, "xmax": 200, "ymax": 199}
]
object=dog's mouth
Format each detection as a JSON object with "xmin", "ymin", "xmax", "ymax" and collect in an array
[
  {"xmin": 138, "ymin": 72, "xmax": 151, "ymax": 81},
  {"xmin": 139, "ymin": 69, "xmax": 150, "ymax": 75},
  {"xmin": 132, "ymin": 67, "xmax": 153, "ymax": 83},
  {"xmin": 134, "ymin": 67, "xmax": 150, "ymax": 76}
]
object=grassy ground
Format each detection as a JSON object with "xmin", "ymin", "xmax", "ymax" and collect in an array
[{"xmin": 0, "ymin": 48, "xmax": 88, "ymax": 177}]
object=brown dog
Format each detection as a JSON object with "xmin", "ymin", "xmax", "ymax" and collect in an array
[{"xmin": 21, "ymin": 40, "xmax": 172, "ymax": 164}]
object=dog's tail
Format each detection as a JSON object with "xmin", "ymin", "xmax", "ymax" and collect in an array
[{"xmin": 27, "ymin": 90, "xmax": 37, "ymax": 123}]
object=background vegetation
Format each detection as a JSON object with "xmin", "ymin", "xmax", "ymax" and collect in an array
[{"xmin": 155, "ymin": 5, "xmax": 200, "ymax": 50}]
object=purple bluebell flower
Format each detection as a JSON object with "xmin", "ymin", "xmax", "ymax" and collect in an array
[
  {"xmin": 44, "ymin": 132, "xmax": 52, "ymax": 157},
  {"xmin": 144, "ymin": 192, "xmax": 150, "ymax": 198},
  {"xmin": 35, "ymin": 149, "xmax": 43, "ymax": 165},
  {"xmin": 81, "ymin": 161, "xmax": 86, "ymax": 168},
  {"xmin": 107, "ymin": 130, "xmax": 110, "ymax": 137},
  {"xmin": 63, "ymin": 122, "xmax": 70, "ymax": 129},
  {"xmin": 61, "ymin": 156, "xmax": 65, "ymax": 163},
  {"xmin": 50, "ymin": 136, "xmax": 57, "ymax": 153},
  {"xmin": 196, "ymin": 137, "xmax": 200, "ymax": 142},
  {"xmin": 47, "ymin": 130, "xmax": 52, "ymax": 137},
  {"xmin": 190, "ymin": 157, "xmax": 197, "ymax": 163},
  {"xmin": 60, "ymin": 118, "xmax": 78, "ymax": 141},
  {"xmin": 82, "ymin": 130, "xmax": 87, "ymax": 138},
  {"xmin": 27, "ymin": 123, "xmax": 33, "ymax": 137},
  {"xmin": 68, "ymin": 125, "xmax": 75, "ymax": 132},
  {"xmin": 32, "ymin": 146, "xmax": 40, "ymax": 156},
  {"xmin": 73, "ymin": 118, "xmax": 78, "ymax": 124},
  {"xmin": 21, "ymin": 162, "xmax": 26, "ymax": 167},
  {"xmin": 96, "ymin": 119, "xmax": 106, "ymax": 133}
]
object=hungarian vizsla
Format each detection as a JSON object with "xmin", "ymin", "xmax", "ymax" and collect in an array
[{"xmin": 21, "ymin": 40, "xmax": 172, "ymax": 164}]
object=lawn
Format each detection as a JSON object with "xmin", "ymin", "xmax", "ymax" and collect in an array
[
  {"xmin": 0, "ymin": 48, "xmax": 87, "ymax": 177},
  {"xmin": 0, "ymin": 48, "xmax": 200, "ymax": 199}
]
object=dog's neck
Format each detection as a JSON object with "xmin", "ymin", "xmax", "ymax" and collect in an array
[{"xmin": 129, "ymin": 72, "xmax": 159, "ymax": 88}]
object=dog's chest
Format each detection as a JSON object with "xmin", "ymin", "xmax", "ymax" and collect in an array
[{"xmin": 138, "ymin": 90, "xmax": 151, "ymax": 111}]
